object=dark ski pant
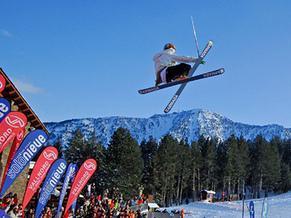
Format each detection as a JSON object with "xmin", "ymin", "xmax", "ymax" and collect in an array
[{"xmin": 166, "ymin": 63, "xmax": 191, "ymax": 83}]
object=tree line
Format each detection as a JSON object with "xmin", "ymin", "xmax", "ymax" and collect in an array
[{"xmin": 58, "ymin": 127, "xmax": 291, "ymax": 207}]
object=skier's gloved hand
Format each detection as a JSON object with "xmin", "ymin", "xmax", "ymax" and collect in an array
[{"xmin": 201, "ymin": 60, "xmax": 206, "ymax": 65}]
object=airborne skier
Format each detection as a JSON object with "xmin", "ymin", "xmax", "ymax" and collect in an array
[{"xmin": 153, "ymin": 43, "xmax": 204, "ymax": 86}]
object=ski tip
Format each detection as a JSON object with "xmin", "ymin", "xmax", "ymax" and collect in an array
[
  {"xmin": 208, "ymin": 40, "xmax": 214, "ymax": 46},
  {"xmin": 220, "ymin": 68, "xmax": 225, "ymax": 74}
]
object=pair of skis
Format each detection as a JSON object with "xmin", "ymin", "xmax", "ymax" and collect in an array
[{"xmin": 138, "ymin": 40, "xmax": 223, "ymax": 113}]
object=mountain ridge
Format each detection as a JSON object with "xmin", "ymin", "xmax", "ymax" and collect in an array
[{"xmin": 44, "ymin": 109, "xmax": 291, "ymax": 147}]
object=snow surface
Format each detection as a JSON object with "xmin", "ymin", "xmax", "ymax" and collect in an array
[
  {"xmin": 166, "ymin": 192, "xmax": 291, "ymax": 218},
  {"xmin": 45, "ymin": 109, "xmax": 291, "ymax": 147}
]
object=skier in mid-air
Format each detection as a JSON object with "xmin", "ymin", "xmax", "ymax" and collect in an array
[{"xmin": 153, "ymin": 43, "xmax": 204, "ymax": 86}]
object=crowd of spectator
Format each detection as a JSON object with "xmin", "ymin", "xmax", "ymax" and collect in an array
[
  {"xmin": 0, "ymin": 189, "xmax": 148, "ymax": 218},
  {"xmin": 0, "ymin": 192, "xmax": 23, "ymax": 218}
]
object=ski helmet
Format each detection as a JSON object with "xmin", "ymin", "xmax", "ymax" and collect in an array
[{"xmin": 163, "ymin": 43, "xmax": 176, "ymax": 50}]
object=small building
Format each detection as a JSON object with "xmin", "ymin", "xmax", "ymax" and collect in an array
[{"xmin": 200, "ymin": 190, "xmax": 216, "ymax": 203}]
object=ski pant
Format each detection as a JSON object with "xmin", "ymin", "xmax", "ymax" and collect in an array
[{"xmin": 166, "ymin": 63, "xmax": 191, "ymax": 83}]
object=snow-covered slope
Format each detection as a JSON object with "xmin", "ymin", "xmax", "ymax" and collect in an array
[
  {"xmin": 167, "ymin": 192, "xmax": 291, "ymax": 218},
  {"xmin": 45, "ymin": 109, "xmax": 291, "ymax": 147}
]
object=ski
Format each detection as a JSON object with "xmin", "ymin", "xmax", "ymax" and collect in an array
[
  {"xmin": 164, "ymin": 40, "xmax": 213, "ymax": 113},
  {"xmin": 138, "ymin": 68, "xmax": 224, "ymax": 94}
]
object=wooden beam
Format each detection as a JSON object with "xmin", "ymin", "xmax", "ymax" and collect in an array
[{"xmin": 0, "ymin": 68, "xmax": 48, "ymax": 134}]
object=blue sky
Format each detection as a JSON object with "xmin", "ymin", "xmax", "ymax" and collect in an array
[{"xmin": 0, "ymin": 0, "xmax": 291, "ymax": 127}]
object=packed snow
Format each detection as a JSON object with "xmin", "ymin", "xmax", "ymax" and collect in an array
[{"xmin": 166, "ymin": 192, "xmax": 291, "ymax": 218}]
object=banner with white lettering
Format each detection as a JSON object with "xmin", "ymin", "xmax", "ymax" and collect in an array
[
  {"xmin": 0, "ymin": 129, "xmax": 48, "ymax": 197},
  {"xmin": 56, "ymin": 163, "xmax": 77, "ymax": 218},
  {"xmin": 0, "ymin": 111, "xmax": 27, "ymax": 153},
  {"xmin": 0, "ymin": 128, "xmax": 25, "ymax": 190},
  {"xmin": 0, "ymin": 98, "xmax": 10, "ymax": 122},
  {"xmin": 0, "ymin": 74, "xmax": 6, "ymax": 93},
  {"xmin": 64, "ymin": 159, "xmax": 97, "ymax": 217},
  {"xmin": 22, "ymin": 146, "xmax": 58, "ymax": 211},
  {"xmin": 35, "ymin": 159, "xmax": 67, "ymax": 218}
]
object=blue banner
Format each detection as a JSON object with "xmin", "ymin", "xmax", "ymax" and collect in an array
[
  {"xmin": 0, "ymin": 209, "xmax": 10, "ymax": 218},
  {"xmin": 35, "ymin": 159, "xmax": 67, "ymax": 218},
  {"xmin": 0, "ymin": 130, "xmax": 48, "ymax": 197},
  {"xmin": 249, "ymin": 201, "xmax": 255, "ymax": 218},
  {"xmin": 56, "ymin": 163, "xmax": 77, "ymax": 218},
  {"xmin": 0, "ymin": 98, "xmax": 10, "ymax": 122}
]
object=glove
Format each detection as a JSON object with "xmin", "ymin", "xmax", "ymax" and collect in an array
[{"xmin": 201, "ymin": 60, "xmax": 206, "ymax": 65}]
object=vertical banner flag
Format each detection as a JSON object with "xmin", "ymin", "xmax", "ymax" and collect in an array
[
  {"xmin": 0, "ymin": 111, "xmax": 27, "ymax": 153},
  {"xmin": 0, "ymin": 128, "xmax": 25, "ymax": 190},
  {"xmin": 64, "ymin": 159, "xmax": 97, "ymax": 217},
  {"xmin": 0, "ymin": 98, "xmax": 13, "ymax": 189},
  {"xmin": 56, "ymin": 163, "xmax": 77, "ymax": 218},
  {"xmin": 0, "ymin": 130, "xmax": 48, "ymax": 197},
  {"xmin": 70, "ymin": 166, "xmax": 78, "ymax": 217},
  {"xmin": 249, "ymin": 201, "xmax": 255, "ymax": 218},
  {"xmin": 22, "ymin": 146, "xmax": 58, "ymax": 211},
  {"xmin": 0, "ymin": 74, "xmax": 6, "ymax": 93},
  {"xmin": 0, "ymin": 98, "xmax": 10, "ymax": 122},
  {"xmin": 35, "ymin": 159, "xmax": 67, "ymax": 218}
]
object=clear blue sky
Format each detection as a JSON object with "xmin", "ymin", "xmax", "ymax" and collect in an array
[{"xmin": 0, "ymin": 0, "xmax": 291, "ymax": 127}]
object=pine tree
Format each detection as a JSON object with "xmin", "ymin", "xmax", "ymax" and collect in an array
[
  {"xmin": 64, "ymin": 129, "xmax": 86, "ymax": 165},
  {"xmin": 263, "ymin": 137, "xmax": 280, "ymax": 192},
  {"xmin": 249, "ymin": 135, "xmax": 280, "ymax": 197},
  {"xmin": 225, "ymin": 135, "xmax": 240, "ymax": 196},
  {"xmin": 190, "ymin": 140, "xmax": 203, "ymax": 201},
  {"xmin": 237, "ymin": 136, "xmax": 250, "ymax": 196},
  {"xmin": 105, "ymin": 128, "xmax": 143, "ymax": 198},
  {"xmin": 87, "ymin": 131, "xmax": 107, "ymax": 194},
  {"xmin": 54, "ymin": 137, "xmax": 64, "ymax": 158},
  {"xmin": 140, "ymin": 137, "xmax": 158, "ymax": 195},
  {"xmin": 279, "ymin": 163, "xmax": 291, "ymax": 192},
  {"xmin": 175, "ymin": 140, "xmax": 191, "ymax": 205},
  {"xmin": 215, "ymin": 141, "xmax": 228, "ymax": 192},
  {"xmin": 199, "ymin": 137, "xmax": 217, "ymax": 191},
  {"xmin": 153, "ymin": 135, "xmax": 179, "ymax": 206},
  {"xmin": 64, "ymin": 129, "xmax": 103, "ymax": 194}
]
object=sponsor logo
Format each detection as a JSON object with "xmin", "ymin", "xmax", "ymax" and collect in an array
[
  {"xmin": 8, "ymin": 133, "xmax": 47, "ymax": 179},
  {"xmin": 43, "ymin": 149, "xmax": 58, "ymax": 161},
  {"xmin": 38, "ymin": 161, "xmax": 66, "ymax": 207},
  {"xmin": 6, "ymin": 115, "xmax": 26, "ymax": 128},
  {"xmin": 84, "ymin": 161, "xmax": 96, "ymax": 171}
]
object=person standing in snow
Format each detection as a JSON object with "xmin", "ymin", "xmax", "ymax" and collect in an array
[{"xmin": 153, "ymin": 43, "xmax": 203, "ymax": 86}]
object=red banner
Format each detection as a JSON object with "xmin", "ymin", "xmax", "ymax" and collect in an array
[
  {"xmin": 0, "ymin": 75, "xmax": 6, "ymax": 93},
  {"xmin": 0, "ymin": 128, "xmax": 25, "ymax": 190},
  {"xmin": 64, "ymin": 159, "xmax": 97, "ymax": 217},
  {"xmin": 22, "ymin": 146, "xmax": 58, "ymax": 211},
  {"xmin": 0, "ymin": 112, "xmax": 27, "ymax": 153}
]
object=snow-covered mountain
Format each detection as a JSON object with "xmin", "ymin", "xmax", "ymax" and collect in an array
[{"xmin": 45, "ymin": 109, "xmax": 291, "ymax": 147}]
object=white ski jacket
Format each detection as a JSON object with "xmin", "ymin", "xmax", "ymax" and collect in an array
[{"xmin": 153, "ymin": 48, "xmax": 197, "ymax": 83}]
